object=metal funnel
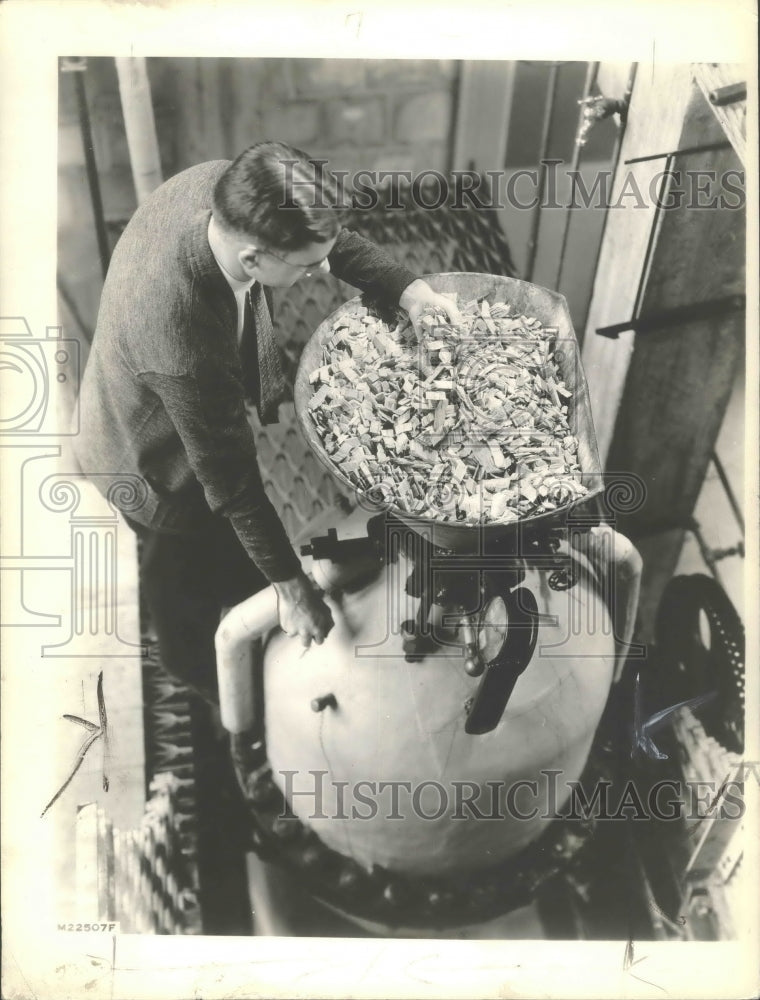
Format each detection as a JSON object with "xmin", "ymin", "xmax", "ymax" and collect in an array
[{"xmin": 294, "ymin": 273, "xmax": 604, "ymax": 553}]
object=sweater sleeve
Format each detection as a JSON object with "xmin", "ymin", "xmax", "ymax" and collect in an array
[
  {"xmin": 138, "ymin": 365, "xmax": 302, "ymax": 583},
  {"xmin": 327, "ymin": 227, "xmax": 419, "ymax": 304}
]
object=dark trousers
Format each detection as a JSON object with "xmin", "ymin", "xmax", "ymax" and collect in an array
[{"xmin": 125, "ymin": 513, "xmax": 268, "ymax": 703}]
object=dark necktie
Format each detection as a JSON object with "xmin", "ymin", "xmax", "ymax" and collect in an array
[{"xmin": 241, "ymin": 284, "xmax": 286, "ymax": 425}]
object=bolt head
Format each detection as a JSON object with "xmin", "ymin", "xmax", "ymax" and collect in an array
[
  {"xmin": 301, "ymin": 844, "xmax": 323, "ymax": 869},
  {"xmin": 427, "ymin": 888, "xmax": 454, "ymax": 909},
  {"xmin": 383, "ymin": 881, "xmax": 407, "ymax": 907},
  {"xmin": 338, "ymin": 867, "xmax": 362, "ymax": 893}
]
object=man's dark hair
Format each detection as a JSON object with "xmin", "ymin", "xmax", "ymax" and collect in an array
[{"xmin": 212, "ymin": 141, "xmax": 343, "ymax": 251}]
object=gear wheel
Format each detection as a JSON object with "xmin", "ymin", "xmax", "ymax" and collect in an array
[{"xmin": 655, "ymin": 574, "xmax": 744, "ymax": 753}]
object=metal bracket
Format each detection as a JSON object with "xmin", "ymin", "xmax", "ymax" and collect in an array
[
  {"xmin": 596, "ymin": 295, "xmax": 745, "ymax": 339},
  {"xmin": 624, "ymin": 140, "xmax": 732, "ymax": 166}
]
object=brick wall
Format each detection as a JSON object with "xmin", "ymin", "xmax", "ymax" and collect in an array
[
  {"xmin": 58, "ymin": 57, "xmax": 460, "ymax": 335},
  {"xmin": 162, "ymin": 57, "xmax": 458, "ymax": 180},
  {"xmin": 280, "ymin": 59, "xmax": 457, "ymax": 177}
]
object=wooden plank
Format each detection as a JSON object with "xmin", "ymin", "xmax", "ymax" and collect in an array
[
  {"xmin": 582, "ymin": 63, "xmax": 695, "ymax": 464},
  {"xmin": 608, "ymin": 312, "xmax": 743, "ymax": 529},
  {"xmin": 613, "ymin": 333, "xmax": 743, "ymax": 639},
  {"xmin": 607, "ymin": 127, "xmax": 745, "ymax": 502},
  {"xmin": 584, "ymin": 66, "xmax": 747, "ymax": 639},
  {"xmin": 608, "ymin": 328, "xmax": 743, "ymax": 643},
  {"xmin": 605, "ymin": 157, "xmax": 745, "ymax": 639},
  {"xmin": 642, "ymin": 145, "xmax": 745, "ymax": 309},
  {"xmin": 451, "ymin": 60, "xmax": 515, "ymax": 172}
]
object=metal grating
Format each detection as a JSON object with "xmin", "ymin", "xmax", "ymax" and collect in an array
[
  {"xmin": 251, "ymin": 402, "xmax": 352, "ymax": 540},
  {"xmin": 76, "ymin": 777, "xmax": 202, "ymax": 934}
]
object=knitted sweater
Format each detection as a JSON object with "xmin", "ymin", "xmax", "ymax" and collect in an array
[{"xmin": 72, "ymin": 160, "xmax": 417, "ymax": 581}]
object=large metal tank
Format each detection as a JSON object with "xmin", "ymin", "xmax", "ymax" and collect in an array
[{"xmin": 218, "ymin": 274, "xmax": 642, "ymax": 933}]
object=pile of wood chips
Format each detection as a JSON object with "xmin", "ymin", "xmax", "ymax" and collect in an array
[{"xmin": 307, "ymin": 294, "xmax": 588, "ymax": 524}]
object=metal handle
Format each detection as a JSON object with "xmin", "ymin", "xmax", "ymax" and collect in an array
[{"xmin": 464, "ymin": 587, "xmax": 540, "ymax": 735}]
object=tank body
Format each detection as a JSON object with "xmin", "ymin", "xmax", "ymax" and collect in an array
[{"xmin": 263, "ymin": 506, "xmax": 615, "ymax": 878}]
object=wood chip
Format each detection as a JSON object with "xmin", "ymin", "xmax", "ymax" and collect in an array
[{"xmin": 307, "ymin": 294, "xmax": 588, "ymax": 522}]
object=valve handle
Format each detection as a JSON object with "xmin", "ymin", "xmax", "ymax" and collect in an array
[{"xmin": 464, "ymin": 586, "xmax": 539, "ymax": 735}]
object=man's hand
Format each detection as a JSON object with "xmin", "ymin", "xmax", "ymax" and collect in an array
[
  {"xmin": 399, "ymin": 278, "xmax": 462, "ymax": 335},
  {"xmin": 272, "ymin": 572, "xmax": 335, "ymax": 648}
]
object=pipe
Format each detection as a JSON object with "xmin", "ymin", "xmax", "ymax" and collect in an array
[
  {"xmin": 115, "ymin": 57, "xmax": 163, "ymax": 205},
  {"xmin": 73, "ymin": 69, "xmax": 111, "ymax": 279},
  {"xmin": 555, "ymin": 62, "xmax": 598, "ymax": 293},
  {"xmin": 584, "ymin": 63, "xmax": 637, "ymax": 331},
  {"xmin": 216, "ymin": 586, "xmax": 279, "ymax": 735},
  {"xmin": 708, "ymin": 82, "xmax": 746, "ymax": 106},
  {"xmin": 525, "ymin": 63, "xmax": 561, "ymax": 282},
  {"xmin": 216, "ymin": 555, "xmax": 381, "ymax": 734}
]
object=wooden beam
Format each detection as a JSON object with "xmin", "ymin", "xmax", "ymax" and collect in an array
[
  {"xmin": 582, "ymin": 64, "xmax": 695, "ymax": 463},
  {"xmin": 606, "ymin": 136, "xmax": 745, "ymax": 638}
]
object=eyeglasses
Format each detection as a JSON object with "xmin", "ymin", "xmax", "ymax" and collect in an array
[{"xmin": 260, "ymin": 246, "xmax": 328, "ymax": 277}]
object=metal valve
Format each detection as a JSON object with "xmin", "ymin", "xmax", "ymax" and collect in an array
[
  {"xmin": 311, "ymin": 693, "xmax": 338, "ymax": 713},
  {"xmin": 576, "ymin": 94, "xmax": 629, "ymax": 147},
  {"xmin": 464, "ymin": 587, "xmax": 540, "ymax": 735}
]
